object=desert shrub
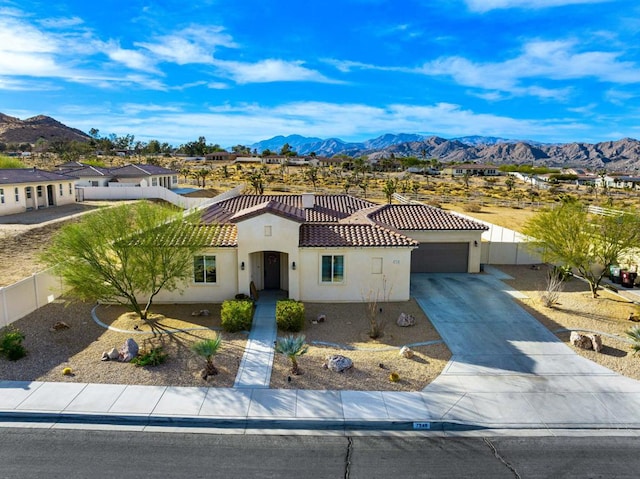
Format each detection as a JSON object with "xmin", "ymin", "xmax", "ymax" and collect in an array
[
  {"xmin": 539, "ymin": 268, "xmax": 565, "ymax": 308},
  {"xmin": 130, "ymin": 347, "xmax": 167, "ymax": 367},
  {"xmin": 0, "ymin": 328, "xmax": 27, "ymax": 361},
  {"xmin": 463, "ymin": 203, "xmax": 482, "ymax": 213},
  {"xmin": 627, "ymin": 326, "xmax": 640, "ymax": 355},
  {"xmin": 276, "ymin": 299, "xmax": 305, "ymax": 332},
  {"xmin": 221, "ymin": 299, "xmax": 254, "ymax": 332}
]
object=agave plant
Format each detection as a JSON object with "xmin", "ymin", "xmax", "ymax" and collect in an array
[
  {"xmin": 275, "ymin": 334, "xmax": 308, "ymax": 375},
  {"xmin": 191, "ymin": 335, "xmax": 223, "ymax": 377},
  {"xmin": 627, "ymin": 326, "xmax": 640, "ymax": 355}
]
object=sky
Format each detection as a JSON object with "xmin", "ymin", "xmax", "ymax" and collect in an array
[{"xmin": 1, "ymin": 0, "xmax": 639, "ymax": 147}]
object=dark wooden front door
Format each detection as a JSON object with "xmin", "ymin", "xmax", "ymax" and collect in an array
[{"xmin": 264, "ymin": 251, "xmax": 281, "ymax": 289}]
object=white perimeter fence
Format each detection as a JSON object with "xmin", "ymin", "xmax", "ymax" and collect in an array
[{"xmin": 0, "ymin": 268, "xmax": 65, "ymax": 328}]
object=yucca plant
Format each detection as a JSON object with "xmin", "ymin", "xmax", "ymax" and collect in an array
[
  {"xmin": 191, "ymin": 335, "xmax": 223, "ymax": 377},
  {"xmin": 275, "ymin": 335, "xmax": 308, "ymax": 375},
  {"xmin": 627, "ymin": 326, "xmax": 640, "ymax": 355}
]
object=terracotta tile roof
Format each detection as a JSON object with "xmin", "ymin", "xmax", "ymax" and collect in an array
[
  {"xmin": 201, "ymin": 194, "xmax": 376, "ymax": 224},
  {"xmin": 299, "ymin": 224, "xmax": 417, "ymax": 248},
  {"xmin": 369, "ymin": 205, "xmax": 489, "ymax": 231},
  {"xmin": 230, "ymin": 200, "xmax": 305, "ymax": 223},
  {"xmin": 0, "ymin": 168, "xmax": 78, "ymax": 185},
  {"xmin": 143, "ymin": 223, "xmax": 237, "ymax": 247}
]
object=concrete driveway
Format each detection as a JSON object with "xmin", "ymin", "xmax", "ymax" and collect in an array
[{"xmin": 410, "ymin": 271, "xmax": 640, "ymax": 428}]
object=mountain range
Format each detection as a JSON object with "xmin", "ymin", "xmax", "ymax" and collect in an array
[{"xmin": 2, "ymin": 112, "xmax": 640, "ymax": 170}]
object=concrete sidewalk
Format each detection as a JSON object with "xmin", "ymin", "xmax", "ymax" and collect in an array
[{"xmin": 1, "ymin": 272, "xmax": 640, "ymax": 435}]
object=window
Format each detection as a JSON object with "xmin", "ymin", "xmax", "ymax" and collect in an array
[
  {"xmin": 371, "ymin": 257, "xmax": 383, "ymax": 274},
  {"xmin": 0, "ymin": 188, "xmax": 4, "ymax": 204},
  {"xmin": 321, "ymin": 255, "xmax": 344, "ymax": 283},
  {"xmin": 152, "ymin": 178, "xmax": 158, "ymax": 186},
  {"xmin": 59, "ymin": 184, "xmax": 63, "ymax": 196},
  {"xmin": 193, "ymin": 255, "xmax": 216, "ymax": 283},
  {"xmin": 26, "ymin": 188, "xmax": 32, "ymax": 199},
  {"xmin": 69, "ymin": 183, "xmax": 73, "ymax": 195},
  {"xmin": 37, "ymin": 186, "xmax": 42, "ymax": 197},
  {"xmin": 14, "ymin": 187, "xmax": 19, "ymax": 202},
  {"xmin": 172, "ymin": 175, "xmax": 178, "ymax": 185}
]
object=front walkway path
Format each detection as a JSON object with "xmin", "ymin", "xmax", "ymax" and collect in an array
[{"xmin": 233, "ymin": 291, "xmax": 281, "ymax": 389}]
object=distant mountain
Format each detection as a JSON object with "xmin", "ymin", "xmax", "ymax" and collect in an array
[
  {"xmin": 250, "ymin": 132, "xmax": 640, "ymax": 170},
  {"xmin": 0, "ymin": 113, "xmax": 90, "ymax": 145}
]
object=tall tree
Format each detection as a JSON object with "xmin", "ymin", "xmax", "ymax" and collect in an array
[
  {"xmin": 44, "ymin": 202, "xmax": 207, "ymax": 320},
  {"xmin": 522, "ymin": 202, "xmax": 640, "ymax": 298}
]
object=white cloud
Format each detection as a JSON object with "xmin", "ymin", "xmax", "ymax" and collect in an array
[
  {"xmin": 419, "ymin": 40, "xmax": 640, "ymax": 97},
  {"xmin": 38, "ymin": 16, "xmax": 84, "ymax": 28},
  {"xmin": 215, "ymin": 59, "xmax": 337, "ymax": 84},
  {"xmin": 464, "ymin": 0, "xmax": 612, "ymax": 13},
  {"xmin": 105, "ymin": 42, "xmax": 158, "ymax": 72}
]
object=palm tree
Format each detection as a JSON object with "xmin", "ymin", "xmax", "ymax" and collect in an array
[
  {"xmin": 275, "ymin": 335, "xmax": 308, "ymax": 375},
  {"xmin": 191, "ymin": 335, "xmax": 222, "ymax": 377}
]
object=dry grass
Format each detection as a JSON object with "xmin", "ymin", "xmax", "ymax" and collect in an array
[
  {"xmin": 270, "ymin": 300, "xmax": 451, "ymax": 391},
  {"xmin": 445, "ymin": 203, "xmax": 539, "ymax": 232}
]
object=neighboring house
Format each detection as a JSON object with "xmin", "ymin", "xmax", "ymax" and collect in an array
[
  {"xmin": 442, "ymin": 164, "xmax": 500, "ymax": 176},
  {"xmin": 89, "ymin": 164, "xmax": 177, "ymax": 189},
  {"xmin": 0, "ymin": 168, "xmax": 77, "ymax": 216},
  {"xmin": 596, "ymin": 175, "xmax": 640, "ymax": 190},
  {"xmin": 64, "ymin": 165, "xmax": 112, "ymax": 187},
  {"xmin": 154, "ymin": 193, "xmax": 487, "ymax": 304}
]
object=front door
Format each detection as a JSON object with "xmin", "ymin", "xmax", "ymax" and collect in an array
[{"xmin": 263, "ymin": 251, "xmax": 281, "ymax": 289}]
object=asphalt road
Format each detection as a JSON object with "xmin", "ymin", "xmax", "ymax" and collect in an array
[{"xmin": 1, "ymin": 429, "xmax": 639, "ymax": 478}]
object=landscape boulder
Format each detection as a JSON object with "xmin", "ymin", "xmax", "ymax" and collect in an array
[
  {"xmin": 119, "ymin": 338, "xmax": 139, "ymax": 362},
  {"xmin": 323, "ymin": 354, "xmax": 353, "ymax": 373},
  {"xmin": 50, "ymin": 321, "xmax": 70, "ymax": 332},
  {"xmin": 396, "ymin": 313, "xmax": 416, "ymax": 327},
  {"xmin": 570, "ymin": 331, "xmax": 603, "ymax": 352},
  {"xmin": 399, "ymin": 346, "xmax": 414, "ymax": 359}
]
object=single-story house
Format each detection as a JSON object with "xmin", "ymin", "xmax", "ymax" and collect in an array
[
  {"xmin": 59, "ymin": 163, "xmax": 179, "ymax": 189},
  {"xmin": 441, "ymin": 164, "xmax": 500, "ymax": 177},
  {"xmin": 596, "ymin": 175, "xmax": 640, "ymax": 190},
  {"xmin": 0, "ymin": 168, "xmax": 77, "ymax": 216},
  {"xmin": 154, "ymin": 192, "xmax": 488, "ymax": 304}
]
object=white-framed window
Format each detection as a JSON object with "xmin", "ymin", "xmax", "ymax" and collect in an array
[
  {"xmin": 69, "ymin": 183, "xmax": 73, "ymax": 194},
  {"xmin": 172, "ymin": 175, "xmax": 178, "ymax": 185},
  {"xmin": 26, "ymin": 188, "xmax": 32, "ymax": 199},
  {"xmin": 59, "ymin": 184, "xmax": 63, "ymax": 196},
  {"xmin": 321, "ymin": 255, "xmax": 344, "ymax": 283},
  {"xmin": 14, "ymin": 187, "xmax": 19, "ymax": 202},
  {"xmin": 371, "ymin": 257, "xmax": 383, "ymax": 274},
  {"xmin": 193, "ymin": 255, "xmax": 216, "ymax": 283},
  {"xmin": 152, "ymin": 177, "xmax": 158, "ymax": 186},
  {"xmin": 36, "ymin": 186, "xmax": 42, "ymax": 197},
  {"xmin": 0, "ymin": 188, "xmax": 4, "ymax": 204}
]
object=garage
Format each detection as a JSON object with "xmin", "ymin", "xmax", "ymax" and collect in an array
[{"xmin": 411, "ymin": 242, "xmax": 469, "ymax": 273}]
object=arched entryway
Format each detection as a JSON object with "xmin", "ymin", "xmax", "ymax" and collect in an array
[{"xmin": 248, "ymin": 250, "xmax": 290, "ymax": 293}]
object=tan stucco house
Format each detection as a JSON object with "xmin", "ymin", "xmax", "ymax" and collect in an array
[
  {"xmin": 155, "ymin": 192, "xmax": 487, "ymax": 304},
  {"xmin": 0, "ymin": 168, "xmax": 77, "ymax": 216}
]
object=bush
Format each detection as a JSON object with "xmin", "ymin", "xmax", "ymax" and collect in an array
[
  {"xmin": 463, "ymin": 203, "xmax": 482, "ymax": 213},
  {"xmin": 221, "ymin": 299, "xmax": 254, "ymax": 332},
  {"xmin": 0, "ymin": 328, "xmax": 27, "ymax": 361},
  {"xmin": 131, "ymin": 347, "xmax": 167, "ymax": 367},
  {"xmin": 276, "ymin": 299, "xmax": 305, "ymax": 332}
]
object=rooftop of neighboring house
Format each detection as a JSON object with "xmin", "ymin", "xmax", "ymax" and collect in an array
[{"xmin": 0, "ymin": 168, "xmax": 78, "ymax": 185}]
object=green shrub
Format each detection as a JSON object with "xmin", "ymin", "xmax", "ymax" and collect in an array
[
  {"xmin": 131, "ymin": 347, "xmax": 167, "ymax": 367},
  {"xmin": 276, "ymin": 299, "xmax": 305, "ymax": 332},
  {"xmin": 221, "ymin": 300, "xmax": 254, "ymax": 332},
  {"xmin": 0, "ymin": 328, "xmax": 27, "ymax": 361}
]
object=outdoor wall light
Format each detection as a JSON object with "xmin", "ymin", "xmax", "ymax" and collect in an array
[
  {"xmin": 474, "ymin": 241, "xmax": 478, "ymax": 247},
  {"xmin": 241, "ymin": 261, "xmax": 245, "ymax": 270},
  {"xmin": 292, "ymin": 261, "xmax": 296, "ymax": 270}
]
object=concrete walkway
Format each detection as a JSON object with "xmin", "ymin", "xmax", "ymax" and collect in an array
[
  {"xmin": 233, "ymin": 292, "xmax": 280, "ymax": 389},
  {"xmin": 1, "ymin": 272, "xmax": 640, "ymax": 435}
]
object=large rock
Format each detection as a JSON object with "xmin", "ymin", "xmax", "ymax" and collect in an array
[
  {"xmin": 399, "ymin": 346, "xmax": 414, "ymax": 359},
  {"xmin": 323, "ymin": 354, "xmax": 353, "ymax": 373},
  {"xmin": 570, "ymin": 331, "xmax": 602, "ymax": 352},
  {"xmin": 119, "ymin": 338, "xmax": 139, "ymax": 362},
  {"xmin": 396, "ymin": 313, "xmax": 416, "ymax": 327}
]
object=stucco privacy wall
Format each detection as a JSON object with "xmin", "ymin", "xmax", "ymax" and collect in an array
[
  {"xmin": 0, "ymin": 269, "xmax": 64, "ymax": 327},
  {"xmin": 298, "ymin": 248, "xmax": 412, "ymax": 302},
  {"xmin": 405, "ymin": 230, "xmax": 484, "ymax": 273}
]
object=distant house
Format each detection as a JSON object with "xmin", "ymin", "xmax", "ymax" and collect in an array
[
  {"xmin": 153, "ymin": 192, "xmax": 488, "ymax": 304},
  {"xmin": 107, "ymin": 164, "xmax": 178, "ymax": 189},
  {"xmin": 596, "ymin": 174, "xmax": 640, "ymax": 190},
  {"xmin": 204, "ymin": 152, "xmax": 236, "ymax": 162},
  {"xmin": 441, "ymin": 164, "xmax": 500, "ymax": 176},
  {"xmin": 0, "ymin": 168, "xmax": 77, "ymax": 216}
]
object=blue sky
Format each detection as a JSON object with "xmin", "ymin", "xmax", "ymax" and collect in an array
[{"xmin": 1, "ymin": 0, "xmax": 639, "ymax": 147}]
